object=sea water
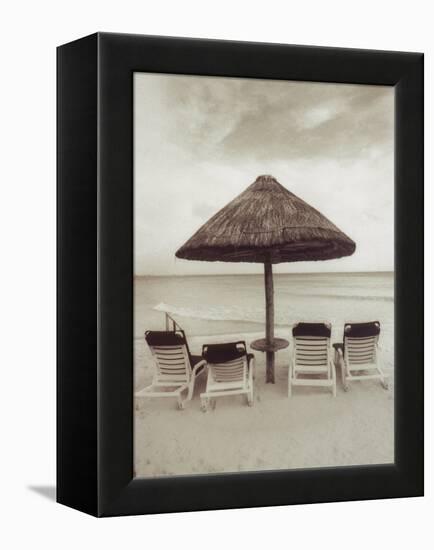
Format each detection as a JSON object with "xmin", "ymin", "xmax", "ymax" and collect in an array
[{"xmin": 134, "ymin": 272, "xmax": 394, "ymax": 369}]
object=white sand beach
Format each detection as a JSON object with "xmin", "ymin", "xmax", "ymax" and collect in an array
[{"xmin": 134, "ymin": 328, "xmax": 394, "ymax": 478}]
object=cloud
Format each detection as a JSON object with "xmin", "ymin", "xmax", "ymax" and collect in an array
[
  {"xmin": 161, "ymin": 76, "xmax": 393, "ymax": 163},
  {"xmin": 134, "ymin": 73, "xmax": 394, "ymax": 275}
]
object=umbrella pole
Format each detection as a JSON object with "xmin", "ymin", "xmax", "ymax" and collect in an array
[{"xmin": 264, "ymin": 261, "xmax": 275, "ymax": 383}]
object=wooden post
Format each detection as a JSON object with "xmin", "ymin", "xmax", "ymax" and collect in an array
[{"xmin": 264, "ymin": 261, "xmax": 275, "ymax": 383}]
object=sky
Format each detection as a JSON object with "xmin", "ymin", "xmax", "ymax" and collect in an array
[{"xmin": 134, "ymin": 73, "xmax": 394, "ymax": 276}]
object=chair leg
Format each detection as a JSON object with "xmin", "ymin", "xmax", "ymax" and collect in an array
[
  {"xmin": 247, "ymin": 363, "xmax": 254, "ymax": 406},
  {"xmin": 176, "ymin": 382, "xmax": 191, "ymax": 409},
  {"xmin": 378, "ymin": 366, "xmax": 389, "ymax": 390},
  {"xmin": 341, "ymin": 361, "xmax": 349, "ymax": 391},
  {"xmin": 331, "ymin": 363, "xmax": 337, "ymax": 397},
  {"xmin": 288, "ymin": 362, "xmax": 293, "ymax": 397},
  {"xmin": 247, "ymin": 386, "xmax": 254, "ymax": 406},
  {"xmin": 186, "ymin": 378, "xmax": 196, "ymax": 402},
  {"xmin": 200, "ymin": 395, "xmax": 209, "ymax": 412},
  {"xmin": 177, "ymin": 395, "xmax": 186, "ymax": 410}
]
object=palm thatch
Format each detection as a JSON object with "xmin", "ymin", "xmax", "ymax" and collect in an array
[{"xmin": 176, "ymin": 175, "xmax": 356, "ymax": 264}]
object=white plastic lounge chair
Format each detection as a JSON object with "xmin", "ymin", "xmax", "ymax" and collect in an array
[
  {"xmin": 200, "ymin": 341, "xmax": 254, "ymax": 411},
  {"xmin": 135, "ymin": 330, "xmax": 206, "ymax": 409},
  {"xmin": 335, "ymin": 321, "xmax": 388, "ymax": 391},
  {"xmin": 288, "ymin": 322, "xmax": 336, "ymax": 397}
]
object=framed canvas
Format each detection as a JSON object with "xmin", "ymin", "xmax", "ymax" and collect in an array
[{"xmin": 57, "ymin": 32, "xmax": 424, "ymax": 517}]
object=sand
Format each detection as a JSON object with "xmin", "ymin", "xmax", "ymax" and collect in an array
[{"xmin": 134, "ymin": 329, "xmax": 394, "ymax": 477}]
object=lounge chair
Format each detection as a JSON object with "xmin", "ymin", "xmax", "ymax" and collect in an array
[
  {"xmin": 288, "ymin": 322, "xmax": 336, "ymax": 397},
  {"xmin": 200, "ymin": 341, "xmax": 254, "ymax": 411},
  {"xmin": 135, "ymin": 330, "xmax": 206, "ymax": 409},
  {"xmin": 335, "ymin": 321, "xmax": 388, "ymax": 391}
]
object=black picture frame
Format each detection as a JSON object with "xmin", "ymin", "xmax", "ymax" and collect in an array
[{"xmin": 57, "ymin": 32, "xmax": 424, "ymax": 517}]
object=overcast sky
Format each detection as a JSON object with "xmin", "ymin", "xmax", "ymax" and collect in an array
[{"xmin": 134, "ymin": 73, "xmax": 394, "ymax": 276}]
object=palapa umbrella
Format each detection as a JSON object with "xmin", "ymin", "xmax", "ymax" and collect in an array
[{"xmin": 176, "ymin": 175, "xmax": 356, "ymax": 383}]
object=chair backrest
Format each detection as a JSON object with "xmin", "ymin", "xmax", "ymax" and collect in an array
[
  {"xmin": 202, "ymin": 341, "xmax": 248, "ymax": 383},
  {"xmin": 145, "ymin": 330, "xmax": 191, "ymax": 381},
  {"xmin": 343, "ymin": 322, "xmax": 380, "ymax": 365},
  {"xmin": 292, "ymin": 322, "xmax": 331, "ymax": 369}
]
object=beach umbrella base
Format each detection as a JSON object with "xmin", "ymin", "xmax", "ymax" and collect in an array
[{"xmin": 250, "ymin": 337, "xmax": 290, "ymax": 383}]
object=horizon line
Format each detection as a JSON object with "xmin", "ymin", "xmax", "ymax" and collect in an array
[{"xmin": 134, "ymin": 270, "xmax": 394, "ymax": 278}]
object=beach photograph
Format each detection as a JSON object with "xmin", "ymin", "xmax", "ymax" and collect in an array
[{"xmin": 133, "ymin": 72, "xmax": 394, "ymax": 477}]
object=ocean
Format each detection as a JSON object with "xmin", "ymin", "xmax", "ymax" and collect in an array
[{"xmin": 134, "ymin": 271, "xmax": 394, "ymax": 369}]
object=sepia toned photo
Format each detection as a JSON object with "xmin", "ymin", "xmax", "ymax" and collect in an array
[{"xmin": 133, "ymin": 72, "xmax": 394, "ymax": 478}]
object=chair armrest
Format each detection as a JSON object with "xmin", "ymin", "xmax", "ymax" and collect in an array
[
  {"xmin": 246, "ymin": 353, "xmax": 255, "ymax": 370},
  {"xmin": 192, "ymin": 359, "xmax": 207, "ymax": 377},
  {"xmin": 375, "ymin": 343, "xmax": 383, "ymax": 362},
  {"xmin": 333, "ymin": 345, "xmax": 344, "ymax": 367},
  {"xmin": 246, "ymin": 354, "xmax": 255, "ymax": 381},
  {"xmin": 333, "ymin": 343, "xmax": 344, "ymax": 357}
]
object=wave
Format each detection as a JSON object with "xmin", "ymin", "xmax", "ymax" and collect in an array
[
  {"xmin": 154, "ymin": 302, "xmax": 266, "ymax": 326},
  {"xmin": 153, "ymin": 295, "xmax": 393, "ymax": 326},
  {"xmin": 281, "ymin": 292, "xmax": 393, "ymax": 302}
]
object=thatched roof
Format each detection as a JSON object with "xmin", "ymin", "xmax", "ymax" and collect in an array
[{"xmin": 175, "ymin": 175, "xmax": 356, "ymax": 264}]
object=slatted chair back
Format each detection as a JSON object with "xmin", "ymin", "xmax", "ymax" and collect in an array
[
  {"xmin": 343, "ymin": 322, "xmax": 380, "ymax": 366},
  {"xmin": 202, "ymin": 342, "xmax": 248, "ymax": 385},
  {"xmin": 145, "ymin": 331, "xmax": 192, "ymax": 384},
  {"xmin": 292, "ymin": 323, "xmax": 331, "ymax": 372}
]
